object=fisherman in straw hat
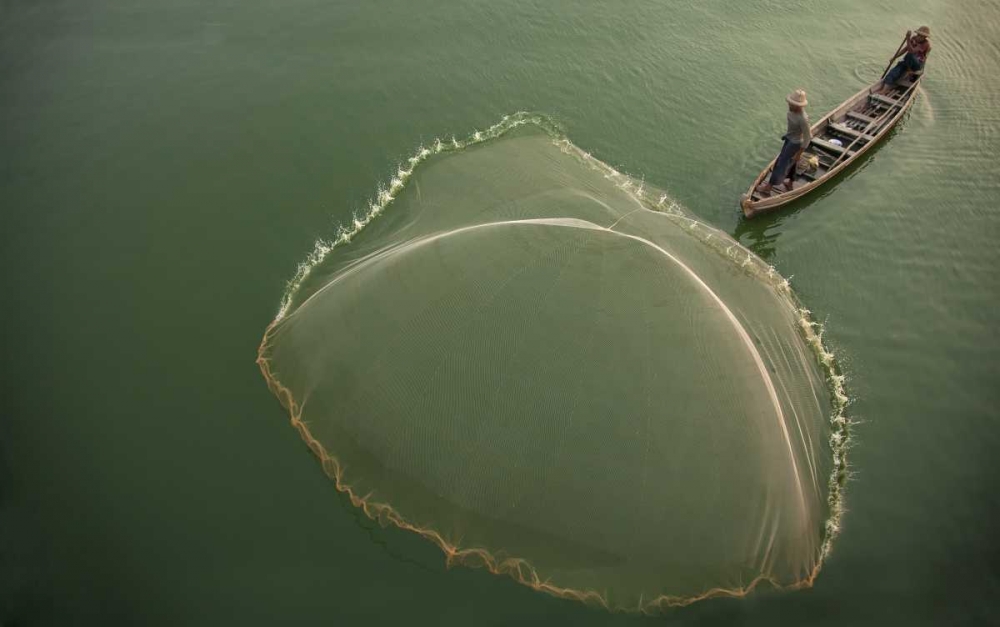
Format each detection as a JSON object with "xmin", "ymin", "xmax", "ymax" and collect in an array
[
  {"xmin": 884, "ymin": 26, "xmax": 931, "ymax": 87},
  {"xmin": 756, "ymin": 89, "xmax": 812, "ymax": 195}
]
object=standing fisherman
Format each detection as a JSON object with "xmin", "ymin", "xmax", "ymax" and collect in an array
[{"xmin": 756, "ymin": 89, "xmax": 811, "ymax": 195}]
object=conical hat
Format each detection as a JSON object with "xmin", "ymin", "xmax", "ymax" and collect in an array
[{"xmin": 786, "ymin": 89, "xmax": 808, "ymax": 107}]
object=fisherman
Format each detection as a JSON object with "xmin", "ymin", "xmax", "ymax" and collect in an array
[
  {"xmin": 756, "ymin": 89, "xmax": 811, "ymax": 195},
  {"xmin": 884, "ymin": 26, "xmax": 931, "ymax": 87}
]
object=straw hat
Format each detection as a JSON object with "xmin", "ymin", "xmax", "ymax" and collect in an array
[
  {"xmin": 786, "ymin": 89, "xmax": 808, "ymax": 107},
  {"xmin": 916, "ymin": 25, "xmax": 931, "ymax": 38}
]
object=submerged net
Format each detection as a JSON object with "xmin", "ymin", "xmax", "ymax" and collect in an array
[{"xmin": 258, "ymin": 115, "xmax": 849, "ymax": 612}]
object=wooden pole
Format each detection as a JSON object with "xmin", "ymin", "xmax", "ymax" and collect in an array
[{"xmin": 880, "ymin": 31, "xmax": 912, "ymax": 79}]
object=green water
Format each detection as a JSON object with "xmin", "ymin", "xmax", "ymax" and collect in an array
[{"xmin": 2, "ymin": 1, "xmax": 998, "ymax": 625}]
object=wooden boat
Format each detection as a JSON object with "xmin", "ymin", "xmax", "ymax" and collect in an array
[{"xmin": 741, "ymin": 65, "xmax": 923, "ymax": 218}]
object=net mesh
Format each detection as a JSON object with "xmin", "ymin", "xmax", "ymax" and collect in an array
[{"xmin": 258, "ymin": 119, "xmax": 846, "ymax": 612}]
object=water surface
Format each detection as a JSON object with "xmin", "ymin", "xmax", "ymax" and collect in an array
[{"xmin": 2, "ymin": 1, "xmax": 998, "ymax": 625}]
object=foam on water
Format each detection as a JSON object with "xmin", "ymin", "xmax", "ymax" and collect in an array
[{"xmin": 274, "ymin": 113, "xmax": 555, "ymax": 321}]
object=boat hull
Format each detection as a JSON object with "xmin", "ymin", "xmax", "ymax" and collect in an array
[{"xmin": 741, "ymin": 74, "xmax": 922, "ymax": 218}]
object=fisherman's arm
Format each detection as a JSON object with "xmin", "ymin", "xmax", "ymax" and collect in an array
[{"xmin": 891, "ymin": 31, "xmax": 914, "ymax": 60}]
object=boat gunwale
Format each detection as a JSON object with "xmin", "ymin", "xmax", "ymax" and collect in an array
[{"xmin": 740, "ymin": 75, "xmax": 922, "ymax": 218}]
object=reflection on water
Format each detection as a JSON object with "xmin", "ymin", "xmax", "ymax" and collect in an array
[{"xmin": 733, "ymin": 215, "xmax": 782, "ymax": 262}]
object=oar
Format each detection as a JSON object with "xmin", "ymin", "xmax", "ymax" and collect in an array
[{"xmin": 880, "ymin": 30, "xmax": 912, "ymax": 79}]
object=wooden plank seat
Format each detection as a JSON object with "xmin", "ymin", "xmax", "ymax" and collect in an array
[
  {"xmin": 842, "ymin": 118, "xmax": 870, "ymax": 132},
  {"xmin": 846, "ymin": 110, "xmax": 878, "ymax": 124},
  {"xmin": 870, "ymin": 93, "xmax": 899, "ymax": 107},
  {"xmin": 861, "ymin": 103, "xmax": 883, "ymax": 116},
  {"xmin": 829, "ymin": 122, "xmax": 875, "ymax": 142},
  {"xmin": 810, "ymin": 136, "xmax": 854, "ymax": 156}
]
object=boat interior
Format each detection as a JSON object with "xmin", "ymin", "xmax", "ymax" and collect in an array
[{"xmin": 750, "ymin": 72, "xmax": 921, "ymax": 203}]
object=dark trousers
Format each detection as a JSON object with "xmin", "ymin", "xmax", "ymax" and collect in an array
[
  {"xmin": 769, "ymin": 138, "xmax": 801, "ymax": 185},
  {"xmin": 885, "ymin": 52, "xmax": 924, "ymax": 86}
]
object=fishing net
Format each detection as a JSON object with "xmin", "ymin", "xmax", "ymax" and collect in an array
[{"xmin": 258, "ymin": 117, "xmax": 848, "ymax": 612}]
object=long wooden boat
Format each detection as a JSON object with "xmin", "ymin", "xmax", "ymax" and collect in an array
[{"xmin": 740, "ymin": 70, "xmax": 923, "ymax": 218}]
